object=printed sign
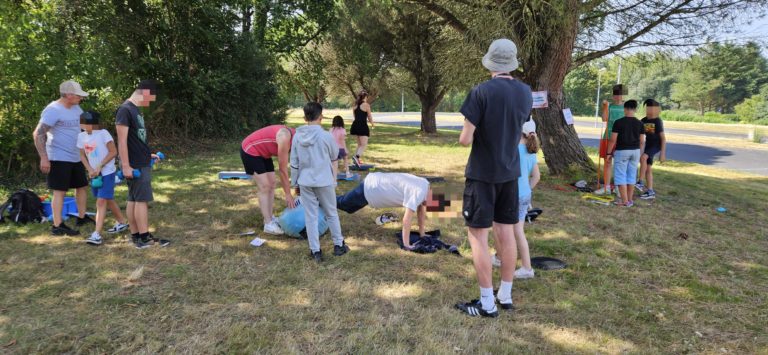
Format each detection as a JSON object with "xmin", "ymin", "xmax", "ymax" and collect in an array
[
  {"xmin": 532, "ymin": 91, "xmax": 548, "ymax": 109},
  {"xmin": 562, "ymin": 108, "xmax": 574, "ymax": 125}
]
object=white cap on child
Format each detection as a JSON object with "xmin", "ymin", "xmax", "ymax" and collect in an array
[{"xmin": 522, "ymin": 119, "xmax": 536, "ymax": 135}]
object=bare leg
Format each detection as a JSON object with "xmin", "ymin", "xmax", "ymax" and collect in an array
[
  {"xmin": 647, "ymin": 165, "xmax": 654, "ymax": 190},
  {"xmin": 619, "ymin": 185, "xmax": 629, "ymax": 204},
  {"xmin": 107, "ymin": 199, "xmax": 127, "ymax": 224},
  {"xmin": 253, "ymin": 172, "xmax": 277, "ymax": 223},
  {"xmin": 95, "ymin": 198, "xmax": 107, "ymax": 234},
  {"xmin": 639, "ymin": 154, "xmax": 649, "ymax": 185},
  {"xmin": 603, "ymin": 160, "xmax": 612, "ymax": 190},
  {"xmin": 126, "ymin": 201, "xmax": 138, "ymax": 234},
  {"xmin": 493, "ymin": 222, "xmax": 517, "ymax": 283},
  {"xmin": 133, "ymin": 202, "xmax": 149, "ymax": 233},
  {"xmin": 512, "ymin": 221, "xmax": 531, "ymax": 269},
  {"xmin": 51, "ymin": 190, "xmax": 66, "ymax": 226},
  {"xmin": 75, "ymin": 186, "xmax": 88, "ymax": 218},
  {"xmin": 467, "ymin": 227, "xmax": 492, "ymax": 288},
  {"xmin": 343, "ymin": 156, "xmax": 350, "ymax": 174},
  {"xmin": 356, "ymin": 136, "xmax": 369, "ymax": 158}
]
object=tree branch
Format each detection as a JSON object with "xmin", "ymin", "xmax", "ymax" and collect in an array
[{"xmin": 407, "ymin": 0, "xmax": 468, "ymax": 33}]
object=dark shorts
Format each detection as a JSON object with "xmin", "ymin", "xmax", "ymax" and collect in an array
[
  {"xmin": 126, "ymin": 166, "xmax": 153, "ymax": 202},
  {"xmin": 643, "ymin": 146, "xmax": 661, "ymax": 166},
  {"xmin": 240, "ymin": 148, "xmax": 275, "ymax": 175},
  {"xmin": 350, "ymin": 120, "xmax": 370, "ymax": 137},
  {"xmin": 338, "ymin": 148, "xmax": 348, "ymax": 159},
  {"xmin": 91, "ymin": 172, "xmax": 116, "ymax": 200},
  {"xmin": 462, "ymin": 179, "xmax": 519, "ymax": 228},
  {"xmin": 47, "ymin": 161, "xmax": 88, "ymax": 191}
]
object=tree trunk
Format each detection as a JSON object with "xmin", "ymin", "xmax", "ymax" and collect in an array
[
  {"xmin": 420, "ymin": 98, "xmax": 437, "ymax": 133},
  {"xmin": 524, "ymin": 3, "xmax": 594, "ymax": 175}
]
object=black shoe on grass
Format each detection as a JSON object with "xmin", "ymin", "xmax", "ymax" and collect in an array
[
  {"xmin": 333, "ymin": 243, "xmax": 349, "ymax": 256},
  {"xmin": 75, "ymin": 215, "xmax": 96, "ymax": 226},
  {"xmin": 132, "ymin": 235, "xmax": 152, "ymax": 249},
  {"xmin": 51, "ymin": 222, "xmax": 79, "ymax": 236},
  {"xmin": 351, "ymin": 155, "xmax": 361, "ymax": 169},
  {"xmin": 311, "ymin": 250, "xmax": 323, "ymax": 263},
  {"xmin": 497, "ymin": 300, "xmax": 515, "ymax": 310},
  {"xmin": 147, "ymin": 234, "xmax": 170, "ymax": 247},
  {"xmin": 455, "ymin": 299, "xmax": 499, "ymax": 318}
]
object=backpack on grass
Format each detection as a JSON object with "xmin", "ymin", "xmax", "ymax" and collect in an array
[{"xmin": 0, "ymin": 189, "xmax": 46, "ymax": 224}]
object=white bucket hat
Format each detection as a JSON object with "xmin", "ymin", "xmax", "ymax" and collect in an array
[
  {"xmin": 59, "ymin": 80, "xmax": 89, "ymax": 97},
  {"xmin": 482, "ymin": 39, "xmax": 519, "ymax": 72}
]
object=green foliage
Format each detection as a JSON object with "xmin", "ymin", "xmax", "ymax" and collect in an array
[
  {"xmin": 564, "ymin": 66, "xmax": 599, "ymax": 116},
  {"xmin": 0, "ymin": 0, "xmax": 332, "ymax": 179},
  {"xmin": 659, "ymin": 110, "xmax": 741, "ymax": 124},
  {"xmin": 734, "ymin": 86, "xmax": 768, "ymax": 123}
]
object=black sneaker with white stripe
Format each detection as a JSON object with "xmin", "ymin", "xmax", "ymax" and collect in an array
[
  {"xmin": 455, "ymin": 299, "xmax": 499, "ymax": 318},
  {"xmin": 145, "ymin": 234, "xmax": 170, "ymax": 247}
]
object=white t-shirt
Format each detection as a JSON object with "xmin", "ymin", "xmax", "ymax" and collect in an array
[
  {"xmin": 40, "ymin": 101, "xmax": 84, "ymax": 162},
  {"xmin": 76, "ymin": 130, "xmax": 116, "ymax": 176},
  {"xmin": 363, "ymin": 173, "xmax": 429, "ymax": 211}
]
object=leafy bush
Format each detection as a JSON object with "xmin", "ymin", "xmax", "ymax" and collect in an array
[{"xmin": 659, "ymin": 110, "xmax": 746, "ymax": 124}]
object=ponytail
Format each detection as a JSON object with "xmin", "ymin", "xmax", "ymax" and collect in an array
[{"xmin": 525, "ymin": 133, "xmax": 539, "ymax": 154}]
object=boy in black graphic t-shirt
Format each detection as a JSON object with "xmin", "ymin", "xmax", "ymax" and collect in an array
[
  {"xmin": 115, "ymin": 80, "xmax": 170, "ymax": 249},
  {"xmin": 636, "ymin": 99, "xmax": 666, "ymax": 199}
]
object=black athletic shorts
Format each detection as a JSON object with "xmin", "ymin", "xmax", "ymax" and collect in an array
[
  {"xmin": 47, "ymin": 161, "xmax": 88, "ymax": 191},
  {"xmin": 462, "ymin": 178, "xmax": 519, "ymax": 228},
  {"xmin": 240, "ymin": 148, "xmax": 275, "ymax": 175},
  {"xmin": 643, "ymin": 145, "xmax": 661, "ymax": 166}
]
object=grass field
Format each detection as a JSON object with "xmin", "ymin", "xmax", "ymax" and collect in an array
[{"xmin": 1, "ymin": 119, "xmax": 767, "ymax": 353}]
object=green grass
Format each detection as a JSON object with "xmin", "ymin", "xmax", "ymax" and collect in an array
[{"xmin": 1, "ymin": 121, "xmax": 767, "ymax": 353}]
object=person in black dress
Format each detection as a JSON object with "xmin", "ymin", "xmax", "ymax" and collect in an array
[{"xmin": 349, "ymin": 90, "xmax": 374, "ymax": 167}]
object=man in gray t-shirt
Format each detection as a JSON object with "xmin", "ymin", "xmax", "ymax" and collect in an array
[{"xmin": 32, "ymin": 80, "xmax": 94, "ymax": 236}]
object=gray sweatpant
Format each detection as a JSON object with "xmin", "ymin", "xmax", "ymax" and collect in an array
[{"xmin": 299, "ymin": 185, "xmax": 344, "ymax": 252}]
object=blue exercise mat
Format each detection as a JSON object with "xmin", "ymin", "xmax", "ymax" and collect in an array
[
  {"xmin": 337, "ymin": 173, "xmax": 359, "ymax": 181},
  {"xmin": 218, "ymin": 171, "xmax": 252, "ymax": 180}
]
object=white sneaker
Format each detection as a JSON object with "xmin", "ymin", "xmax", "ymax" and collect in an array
[
  {"xmin": 263, "ymin": 220, "xmax": 284, "ymax": 235},
  {"xmin": 345, "ymin": 172, "xmax": 353, "ymax": 179},
  {"xmin": 86, "ymin": 232, "xmax": 103, "ymax": 245},
  {"xmin": 514, "ymin": 267, "xmax": 535, "ymax": 279},
  {"xmin": 491, "ymin": 253, "xmax": 501, "ymax": 267},
  {"xmin": 593, "ymin": 186, "xmax": 611, "ymax": 195},
  {"xmin": 107, "ymin": 222, "xmax": 129, "ymax": 234}
]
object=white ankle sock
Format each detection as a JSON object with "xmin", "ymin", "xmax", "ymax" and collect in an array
[
  {"xmin": 497, "ymin": 280, "xmax": 513, "ymax": 302},
  {"xmin": 480, "ymin": 287, "xmax": 495, "ymax": 310}
]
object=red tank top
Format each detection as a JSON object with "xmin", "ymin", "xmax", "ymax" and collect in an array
[{"xmin": 241, "ymin": 125, "xmax": 295, "ymax": 158}]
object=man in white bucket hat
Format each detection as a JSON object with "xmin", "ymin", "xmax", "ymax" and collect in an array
[
  {"xmin": 456, "ymin": 39, "xmax": 532, "ymax": 317},
  {"xmin": 33, "ymin": 80, "xmax": 95, "ymax": 236}
]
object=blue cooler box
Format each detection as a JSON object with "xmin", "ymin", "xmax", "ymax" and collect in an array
[{"xmin": 42, "ymin": 197, "xmax": 78, "ymax": 221}]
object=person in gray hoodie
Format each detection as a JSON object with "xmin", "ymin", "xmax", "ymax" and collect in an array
[{"xmin": 290, "ymin": 102, "xmax": 348, "ymax": 262}]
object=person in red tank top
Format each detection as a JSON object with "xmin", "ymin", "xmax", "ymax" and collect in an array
[{"xmin": 240, "ymin": 124, "xmax": 296, "ymax": 235}]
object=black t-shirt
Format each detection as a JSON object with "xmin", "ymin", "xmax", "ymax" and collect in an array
[
  {"xmin": 115, "ymin": 100, "xmax": 151, "ymax": 168},
  {"xmin": 612, "ymin": 116, "xmax": 644, "ymax": 150},
  {"xmin": 460, "ymin": 77, "xmax": 532, "ymax": 183},
  {"xmin": 641, "ymin": 117, "xmax": 664, "ymax": 148}
]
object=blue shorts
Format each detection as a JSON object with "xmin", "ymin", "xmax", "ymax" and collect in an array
[
  {"xmin": 92, "ymin": 172, "xmax": 116, "ymax": 200},
  {"xmin": 336, "ymin": 182, "xmax": 368, "ymax": 214},
  {"xmin": 613, "ymin": 149, "xmax": 641, "ymax": 185},
  {"xmin": 338, "ymin": 148, "xmax": 348, "ymax": 159}
]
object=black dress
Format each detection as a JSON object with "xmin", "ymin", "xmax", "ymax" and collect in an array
[{"xmin": 350, "ymin": 106, "xmax": 370, "ymax": 136}]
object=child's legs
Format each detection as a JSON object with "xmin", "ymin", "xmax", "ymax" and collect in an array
[
  {"xmin": 613, "ymin": 150, "xmax": 631, "ymax": 202},
  {"xmin": 626, "ymin": 149, "xmax": 641, "ymax": 201},
  {"xmin": 515, "ymin": 196, "xmax": 532, "ymax": 269},
  {"xmin": 300, "ymin": 186, "xmax": 321, "ymax": 252},
  {"xmin": 647, "ymin": 165, "xmax": 655, "ymax": 190},
  {"xmin": 95, "ymin": 198, "xmax": 107, "ymax": 234},
  {"xmin": 343, "ymin": 156, "xmax": 350, "ymax": 173},
  {"xmin": 107, "ymin": 199, "xmax": 126, "ymax": 224},
  {"xmin": 316, "ymin": 185, "xmax": 344, "ymax": 246},
  {"xmin": 132, "ymin": 202, "xmax": 149, "ymax": 233},
  {"xmin": 639, "ymin": 153, "xmax": 649, "ymax": 183}
]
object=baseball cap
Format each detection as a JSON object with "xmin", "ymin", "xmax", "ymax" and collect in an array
[
  {"xmin": 80, "ymin": 110, "xmax": 101, "ymax": 125},
  {"xmin": 522, "ymin": 118, "xmax": 536, "ymax": 135},
  {"xmin": 60, "ymin": 80, "xmax": 89, "ymax": 97}
]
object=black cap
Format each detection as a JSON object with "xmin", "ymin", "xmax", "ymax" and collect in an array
[
  {"xmin": 612, "ymin": 84, "xmax": 627, "ymax": 96},
  {"xmin": 80, "ymin": 110, "xmax": 101, "ymax": 125},
  {"xmin": 643, "ymin": 99, "xmax": 660, "ymax": 107},
  {"xmin": 624, "ymin": 100, "xmax": 638, "ymax": 110},
  {"xmin": 136, "ymin": 79, "xmax": 157, "ymax": 93}
]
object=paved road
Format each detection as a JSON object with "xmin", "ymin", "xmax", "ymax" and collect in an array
[{"xmin": 371, "ymin": 113, "xmax": 768, "ymax": 176}]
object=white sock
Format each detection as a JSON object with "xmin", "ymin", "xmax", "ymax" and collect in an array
[
  {"xmin": 497, "ymin": 280, "xmax": 513, "ymax": 303},
  {"xmin": 480, "ymin": 287, "xmax": 495, "ymax": 310}
]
